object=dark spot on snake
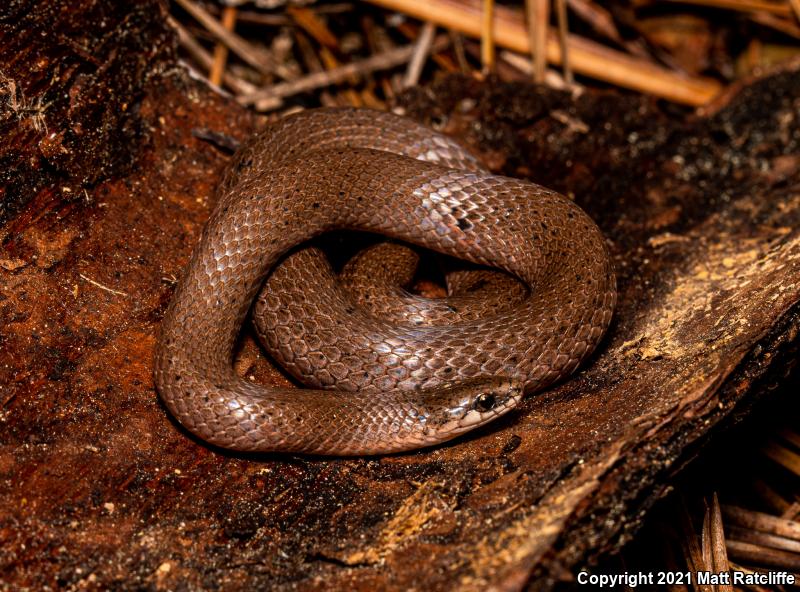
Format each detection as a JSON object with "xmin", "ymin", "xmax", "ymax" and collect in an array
[
  {"xmin": 443, "ymin": 367, "xmax": 452, "ymax": 374},
  {"xmin": 567, "ymin": 212, "xmax": 574, "ymax": 219},
  {"xmin": 175, "ymin": 375, "xmax": 181, "ymax": 381},
  {"xmin": 345, "ymin": 306, "xmax": 355, "ymax": 314},
  {"xmin": 474, "ymin": 392, "xmax": 497, "ymax": 412},
  {"xmin": 457, "ymin": 218, "xmax": 472, "ymax": 231},
  {"xmin": 541, "ymin": 221, "xmax": 547, "ymax": 230},
  {"xmin": 312, "ymin": 202, "xmax": 319, "ymax": 208},
  {"xmin": 576, "ymin": 274, "xmax": 582, "ymax": 281}
]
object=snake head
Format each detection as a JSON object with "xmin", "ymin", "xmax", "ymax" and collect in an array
[{"xmin": 419, "ymin": 377, "xmax": 524, "ymax": 444}]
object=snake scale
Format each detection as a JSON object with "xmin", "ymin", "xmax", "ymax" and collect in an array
[{"xmin": 153, "ymin": 107, "xmax": 616, "ymax": 455}]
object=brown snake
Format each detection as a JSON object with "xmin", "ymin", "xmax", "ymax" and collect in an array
[{"xmin": 154, "ymin": 107, "xmax": 616, "ymax": 455}]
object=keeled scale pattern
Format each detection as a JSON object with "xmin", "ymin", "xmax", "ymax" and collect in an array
[{"xmin": 327, "ymin": 241, "xmax": 528, "ymax": 326}]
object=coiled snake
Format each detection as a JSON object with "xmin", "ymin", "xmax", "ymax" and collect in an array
[{"xmin": 154, "ymin": 108, "xmax": 616, "ymax": 455}]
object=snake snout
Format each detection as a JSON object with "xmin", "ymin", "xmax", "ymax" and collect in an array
[
  {"xmin": 431, "ymin": 378, "xmax": 524, "ymax": 436},
  {"xmin": 474, "ymin": 380, "xmax": 524, "ymax": 416}
]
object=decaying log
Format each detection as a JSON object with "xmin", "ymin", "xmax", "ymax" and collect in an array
[{"xmin": 1, "ymin": 2, "xmax": 799, "ymax": 590}]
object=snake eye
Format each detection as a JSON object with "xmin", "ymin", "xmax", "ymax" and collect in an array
[{"xmin": 474, "ymin": 392, "xmax": 497, "ymax": 412}]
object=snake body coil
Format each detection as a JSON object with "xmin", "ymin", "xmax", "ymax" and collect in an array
[{"xmin": 154, "ymin": 108, "xmax": 616, "ymax": 455}]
